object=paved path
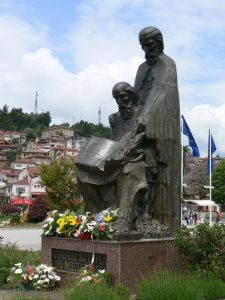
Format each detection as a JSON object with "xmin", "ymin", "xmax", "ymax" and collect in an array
[
  {"xmin": 0, "ymin": 228, "xmax": 42, "ymax": 250},
  {"xmin": 0, "ymin": 289, "xmax": 65, "ymax": 300}
]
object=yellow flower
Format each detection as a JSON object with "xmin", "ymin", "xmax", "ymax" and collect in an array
[
  {"xmin": 103, "ymin": 215, "xmax": 113, "ymax": 223},
  {"xmin": 57, "ymin": 218, "xmax": 64, "ymax": 225},
  {"xmin": 69, "ymin": 219, "xmax": 76, "ymax": 226}
]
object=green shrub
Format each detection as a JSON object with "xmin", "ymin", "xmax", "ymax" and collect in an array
[
  {"xmin": 10, "ymin": 214, "xmax": 21, "ymax": 224},
  {"xmin": 66, "ymin": 282, "xmax": 129, "ymax": 300},
  {"xmin": 173, "ymin": 223, "xmax": 225, "ymax": 280},
  {"xmin": 28, "ymin": 197, "xmax": 50, "ymax": 223},
  {"xmin": 0, "ymin": 204, "xmax": 20, "ymax": 215},
  {"xmin": 137, "ymin": 270, "xmax": 225, "ymax": 300}
]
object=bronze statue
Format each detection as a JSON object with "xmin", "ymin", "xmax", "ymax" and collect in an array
[
  {"xmin": 76, "ymin": 26, "xmax": 181, "ymax": 238},
  {"xmin": 134, "ymin": 26, "xmax": 181, "ymax": 234}
]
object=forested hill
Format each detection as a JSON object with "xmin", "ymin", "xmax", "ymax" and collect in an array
[
  {"xmin": 0, "ymin": 105, "xmax": 111, "ymax": 140},
  {"xmin": 72, "ymin": 120, "xmax": 111, "ymax": 139}
]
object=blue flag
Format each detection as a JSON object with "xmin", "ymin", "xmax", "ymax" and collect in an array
[
  {"xmin": 207, "ymin": 130, "xmax": 217, "ymax": 174},
  {"xmin": 181, "ymin": 115, "xmax": 200, "ymax": 157}
]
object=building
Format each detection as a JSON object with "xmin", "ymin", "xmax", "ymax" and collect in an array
[
  {"xmin": 0, "ymin": 131, "xmax": 26, "ymax": 144},
  {"xmin": 11, "ymin": 158, "xmax": 36, "ymax": 170},
  {"xmin": 18, "ymin": 167, "xmax": 46, "ymax": 199},
  {"xmin": 20, "ymin": 149, "xmax": 51, "ymax": 165},
  {"xmin": 41, "ymin": 126, "xmax": 74, "ymax": 139}
]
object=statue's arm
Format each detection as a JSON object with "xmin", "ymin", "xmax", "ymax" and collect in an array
[{"xmin": 108, "ymin": 112, "xmax": 118, "ymax": 128}]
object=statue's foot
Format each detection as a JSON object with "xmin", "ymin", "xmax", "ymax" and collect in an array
[{"xmin": 114, "ymin": 219, "xmax": 130, "ymax": 234}]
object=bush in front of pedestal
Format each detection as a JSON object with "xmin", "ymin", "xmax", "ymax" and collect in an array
[
  {"xmin": 67, "ymin": 270, "xmax": 127, "ymax": 300},
  {"xmin": 173, "ymin": 223, "xmax": 225, "ymax": 281},
  {"xmin": 137, "ymin": 270, "xmax": 225, "ymax": 300},
  {"xmin": 7, "ymin": 262, "xmax": 61, "ymax": 291}
]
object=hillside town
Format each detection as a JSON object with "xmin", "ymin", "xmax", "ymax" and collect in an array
[{"xmin": 0, "ymin": 125, "xmax": 89, "ymax": 206}]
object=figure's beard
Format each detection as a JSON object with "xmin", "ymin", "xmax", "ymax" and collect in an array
[
  {"xmin": 145, "ymin": 52, "xmax": 159, "ymax": 65},
  {"xmin": 119, "ymin": 106, "xmax": 134, "ymax": 120}
]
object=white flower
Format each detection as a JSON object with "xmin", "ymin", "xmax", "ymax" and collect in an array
[
  {"xmin": 98, "ymin": 270, "xmax": 106, "ymax": 274},
  {"xmin": 46, "ymin": 266, "xmax": 53, "ymax": 273},
  {"xmin": 74, "ymin": 231, "xmax": 79, "ymax": 237},
  {"xmin": 44, "ymin": 278, "xmax": 49, "ymax": 283},
  {"xmin": 47, "ymin": 217, "xmax": 54, "ymax": 223},
  {"xmin": 37, "ymin": 279, "xmax": 44, "ymax": 284},
  {"xmin": 80, "ymin": 276, "xmax": 92, "ymax": 283},
  {"xmin": 14, "ymin": 263, "xmax": 22, "ymax": 268},
  {"xmin": 11, "ymin": 267, "xmax": 16, "ymax": 271},
  {"xmin": 15, "ymin": 268, "xmax": 23, "ymax": 274},
  {"xmin": 34, "ymin": 274, "xmax": 39, "ymax": 279},
  {"xmin": 55, "ymin": 275, "xmax": 61, "ymax": 281}
]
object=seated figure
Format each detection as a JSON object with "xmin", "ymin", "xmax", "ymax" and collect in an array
[{"xmin": 76, "ymin": 82, "xmax": 164, "ymax": 238}]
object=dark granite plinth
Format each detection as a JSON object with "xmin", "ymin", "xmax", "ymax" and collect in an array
[{"xmin": 41, "ymin": 236, "xmax": 185, "ymax": 291}]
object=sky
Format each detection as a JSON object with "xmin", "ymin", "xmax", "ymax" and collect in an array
[{"xmin": 1, "ymin": 0, "xmax": 225, "ymax": 156}]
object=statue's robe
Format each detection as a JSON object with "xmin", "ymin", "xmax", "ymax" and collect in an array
[
  {"xmin": 134, "ymin": 53, "xmax": 181, "ymax": 234},
  {"xmin": 76, "ymin": 107, "xmax": 143, "ymax": 213}
]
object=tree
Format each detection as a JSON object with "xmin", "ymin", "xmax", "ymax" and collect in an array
[
  {"xmin": 73, "ymin": 120, "xmax": 111, "ymax": 138},
  {"xmin": 4, "ymin": 151, "xmax": 17, "ymax": 163},
  {"xmin": 212, "ymin": 159, "xmax": 225, "ymax": 205},
  {"xmin": 39, "ymin": 157, "xmax": 79, "ymax": 211}
]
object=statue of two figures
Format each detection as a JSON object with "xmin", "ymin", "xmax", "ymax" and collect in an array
[{"xmin": 76, "ymin": 27, "xmax": 181, "ymax": 239}]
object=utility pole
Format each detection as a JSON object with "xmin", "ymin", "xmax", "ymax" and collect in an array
[
  {"xmin": 98, "ymin": 107, "xmax": 102, "ymax": 125},
  {"xmin": 34, "ymin": 91, "xmax": 38, "ymax": 115}
]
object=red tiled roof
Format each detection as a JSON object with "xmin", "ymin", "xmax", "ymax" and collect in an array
[
  {"xmin": 14, "ymin": 178, "xmax": 29, "ymax": 185},
  {"xmin": 27, "ymin": 167, "xmax": 40, "ymax": 176},
  {"xmin": 0, "ymin": 169, "xmax": 20, "ymax": 176},
  {"xmin": 14, "ymin": 159, "xmax": 35, "ymax": 164},
  {"xmin": 0, "ymin": 131, "xmax": 26, "ymax": 135}
]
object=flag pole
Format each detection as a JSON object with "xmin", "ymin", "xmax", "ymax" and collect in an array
[
  {"xmin": 181, "ymin": 116, "xmax": 184, "ymax": 225},
  {"xmin": 209, "ymin": 129, "xmax": 212, "ymax": 226}
]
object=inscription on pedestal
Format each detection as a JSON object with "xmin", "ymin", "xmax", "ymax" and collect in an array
[{"xmin": 52, "ymin": 249, "xmax": 107, "ymax": 272}]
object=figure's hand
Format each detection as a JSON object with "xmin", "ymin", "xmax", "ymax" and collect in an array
[
  {"xmin": 134, "ymin": 116, "xmax": 146, "ymax": 134},
  {"xmin": 109, "ymin": 113, "xmax": 118, "ymax": 128}
]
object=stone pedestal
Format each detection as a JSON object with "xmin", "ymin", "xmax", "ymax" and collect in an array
[{"xmin": 41, "ymin": 236, "xmax": 184, "ymax": 291}]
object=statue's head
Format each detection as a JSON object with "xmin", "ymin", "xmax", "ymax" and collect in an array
[
  {"xmin": 112, "ymin": 82, "xmax": 139, "ymax": 120},
  {"xmin": 139, "ymin": 26, "xmax": 164, "ymax": 63}
]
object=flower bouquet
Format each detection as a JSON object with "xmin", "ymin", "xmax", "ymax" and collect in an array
[
  {"xmin": 43, "ymin": 208, "xmax": 118, "ymax": 241},
  {"xmin": 77, "ymin": 264, "xmax": 107, "ymax": 285},
  {"xmin": 8, "ymin": 263, "xmax": 61, "ymax": 291}
]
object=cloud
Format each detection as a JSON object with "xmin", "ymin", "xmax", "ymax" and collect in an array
[
  {"xmin": 1, "ymin": 1, "xmax": 225, "ymax": 157},
  {"xmin": 184, "ymin": 104, "xmax": 225, "ymax": 156}
]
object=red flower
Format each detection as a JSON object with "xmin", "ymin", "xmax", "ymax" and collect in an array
[
  {"xmin": 79, "ymin": 232, "xmax": 92, "ymax": 240},
  {"xmin": 89, "ymin": 264, "xmax": 94, "ymax": 273},
  {"xmin": 99, "ymin": 225, "xmax": 105, "ymax": 231},
  {"xmin": 27, "ymin": 266, "xmax": 33, "ymax": 276}
]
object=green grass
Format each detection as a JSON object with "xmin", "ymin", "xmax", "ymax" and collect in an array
[
  {"xmin": 4, "ymin": 270, "xmax": 225, "ymax": 300},
  {"xmin": 0, "ymin": 213, "xmax": 10, "ymax": 222},
  {"xmin": 137, "ymin": 270, "xmax": 225, "ymax": 300},
  {"xmin": 65, "ymin": 283, "xmax": 129, "ymax": 300}
]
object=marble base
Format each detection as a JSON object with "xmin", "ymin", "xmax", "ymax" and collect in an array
[{"xmin": 41, "ymin": 236, "xmax": 184, "ymax": 291}]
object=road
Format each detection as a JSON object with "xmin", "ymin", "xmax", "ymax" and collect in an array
[{"xmin": 0, "ymin": 228, "xmax": 42, "ymax": 250}]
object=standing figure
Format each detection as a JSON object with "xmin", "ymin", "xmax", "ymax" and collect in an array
[
  {"xmin": 216, "ymin": 211, "xmax": 220, "ymax": 223},
  {"xmin": 134, "ymin": 26, "xmax": 181, "ymax": 234}
]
